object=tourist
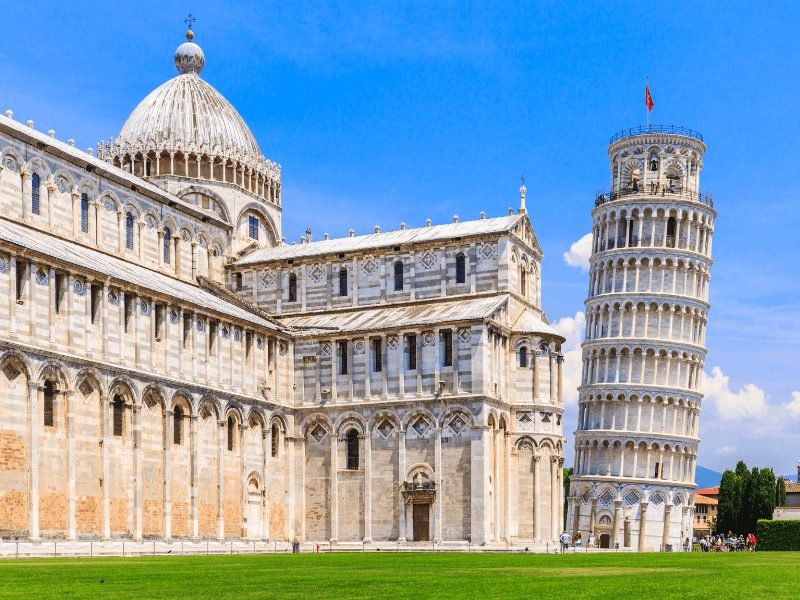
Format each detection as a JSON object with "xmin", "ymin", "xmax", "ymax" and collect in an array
[{"xmin": 588, "ymin": 531, "xmax": 595, "ymax": 548}]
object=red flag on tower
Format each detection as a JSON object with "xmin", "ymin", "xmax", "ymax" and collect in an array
[{"xmin": 645, "ymin": 84, "xmax": 655, "ymax": 112}]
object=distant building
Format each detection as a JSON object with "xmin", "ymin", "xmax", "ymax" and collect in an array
[{"xmin": 692, "ymin": 494, "xmax": 717, "ymax": 536}]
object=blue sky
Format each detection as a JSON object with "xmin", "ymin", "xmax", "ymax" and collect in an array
[{"xmin": 2, "ymin": 1, "xmax": 798, "ymax": 476}]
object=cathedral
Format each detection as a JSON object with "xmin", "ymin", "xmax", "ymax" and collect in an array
[{"xmin": 0, "ymin": 29, "xmax": 567, "ymax": 546}]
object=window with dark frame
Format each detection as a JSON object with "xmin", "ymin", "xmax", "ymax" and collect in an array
[
  {"xmin": 248, "ymin": 215, "xmax": 259, "ymax": 240},
  {"xmin": 163, "ymin": 227, "xmax": 172, "ymax": 263},
  {"xmin": 346, "ymin": 429, "xmax": 359, "ymax": 470},
  {"xmin": 112, "ymin": 395, "xmax": 124, "ymax": 436},
  {"xmin": 288, "ymin": 273, "xmax": 297, "ymax": 302},
  {"xmin": 15, "ymin": 260, "xmax": 26, "ymax": 303},
  {"xmin": 90, "ymin": 284, "xmax": 100, "ymax": 324},
  {"xmin": 43, "ymin": 381, "xmax": 54, "ymax": 427},
  {"xmin": 55, "ymin": 273, "xmax": 66, "ymax": 314},
  {"xmin": 31, "ymin": 173, "xmax": 40, "ymax": 215},
  {"xmin": 339, "ymin": 267, "xmax": 348, "ymax": 296},
  {"xmin": 227, "ymin": 416, "xmax": 235, "ymax": 451},
  {"xmin": 271, "ymin": 423, "xmax": 280, "ymax": 457},
  {"xmin": 80, "ymin": 194, "xmax": 89, "ymax": 233},
  {"xmin": 338, "ymin": 341, "xmax": 348, "ymax": 375},
  {"xmin": 442, "ymin": 330, "xmax": 453, "ymax": 367},
  {"xmin": 372, "ymin": 338, "xmax": 382, "ymax": 372},
  {"xmin": 407, "ymin": 335, "xmax": 417, "ymax": 370},
  {"xmin": 125, "ymin": 212, "xmax": 135, "ymax": 249},
  {"xmin": 235, "ymin": 272, "xmax": 243, "ymax": 291},
  {"xmin": 455, "ymin": 252, "xmax": 466, "ymax": 283},
  {"xmin": 519, "ymin": 347, "xmax": 528, "ymax": 368},
  {"xmin": 173, "ymin": 405, "xmax": 183, "ymax": 445},
  {"xmin": 394, "ymin": 260, "xmax": 403, "ymax": 291}
]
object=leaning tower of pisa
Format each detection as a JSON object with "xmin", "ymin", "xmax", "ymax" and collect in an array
[{"xmin": 568, "ymin": 125, "xmax": 716, "ymax": 551}]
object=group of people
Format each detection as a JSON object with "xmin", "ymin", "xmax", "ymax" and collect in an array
[
  {"xmin": 630, "ymin": 179, "xmax": 676, "ymax": 195},
  {"xmin": 697, "ymin": 532, "xmax": 757, "ymax": 552},
  {"xmin": 558, "ymin": 530, "xmax": 602, "ymax": 552}
]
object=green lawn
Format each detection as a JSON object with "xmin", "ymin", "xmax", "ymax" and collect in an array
[{"xmin": 0, "ymin": 551, "xmax": 797, "ymax": 599}]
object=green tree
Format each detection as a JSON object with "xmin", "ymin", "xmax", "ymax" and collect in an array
[
  {"xmin": 776, "ymin": 477, "xmax": 787, "ymax": 507},
  {"xmin": 717, "ymin": 469, "xmax": 740, "ymax": 533}
]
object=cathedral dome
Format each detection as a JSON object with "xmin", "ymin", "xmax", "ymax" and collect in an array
[
  {"xmin": 115, "ymin": 31, "xmax": 262, "ymax": 162},
  {"xmin": 99, "ymin": 29, "xmax": 280, "ymax": 206}
]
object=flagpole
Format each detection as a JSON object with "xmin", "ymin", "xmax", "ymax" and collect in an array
[{"xmin": 646, "ymin": 77, "xmax": 650, "ymax": 130}]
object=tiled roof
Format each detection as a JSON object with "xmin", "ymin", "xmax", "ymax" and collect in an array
[
  {"xmin": 280, "ymin": 295, "xmax": 508, "ymax": 335},
  {"xmin": 696, "ymin": 486, "xmax": 719, "ymax": 496},
  {"xmin": 0, "ymin": 219, "xmax": 279, "ymax": 331},
  {"xmin": 693, "ymin": 494, "xmax": 718, "ymax": 505},
  {"xmin": 235, "ymin": 215, "xmax": 525, "ymax": 264},
  {"xmin": 785, "ymin": 481, "xmax": 800, "ymax": 493}
]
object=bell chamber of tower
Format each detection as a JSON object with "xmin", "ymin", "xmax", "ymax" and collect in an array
[{"xmin": 568, "ymin": 125, "xmax": 716, "ymax": 552}]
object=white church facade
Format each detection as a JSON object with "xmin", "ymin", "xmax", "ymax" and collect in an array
[{"xmin": 0, "ymin": 30, "xmax": 567, "ymax": 546}]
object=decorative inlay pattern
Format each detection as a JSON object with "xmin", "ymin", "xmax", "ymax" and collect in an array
[
  {"xmin": 73, "ymin": 279, "xmax": 85, "ymax": 296},
  {"xmin": 260, "ymin": 269, "xmax": 274, "ymax": 286},
  {"xmin": 420, "ymin": 250, "xmax": 436, "ymax": 269},
  {"xmin": 309, "ymin": 264, "xmax": 324, "ymax": 283},
  {"xmin": 362, "ymin": 256, "xmax": 378, "ymax": 275},
  {"xmin": 320, "ymin": 342, "xmax": 331, "ymax": 357}
]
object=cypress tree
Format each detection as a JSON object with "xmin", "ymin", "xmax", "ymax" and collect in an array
[
  {"xmin": 717, "ymin": 470, "xmax": 738, "ymax": 533},
  {"xmin": 776, "ymin": 477, "xmax": 787, "ymax": 507}
]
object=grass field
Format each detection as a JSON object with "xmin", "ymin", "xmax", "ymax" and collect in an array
[{"xmin": 0, "ymin": 551, "xmax": 797, "ymax": 599}]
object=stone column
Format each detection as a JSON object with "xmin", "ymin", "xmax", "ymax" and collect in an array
[
  {"xmin": 28, "ymin": 382, "xmax": 40, "ymax": 541},
  {"xmin": 589, "ymin": 497, "xmax": 598, "ymax": 536},
  {"xmin": 133, "ymin": 404, "xmax": 143, "ymax": 542},
  {"xmin": 550, "ymin": 456, "xmax": 559, "ymax": 540},
  {"xmin": 533, "ymin": 455, "xmax": 542, "ymax": 541},
  {"xmin": 363, "ymin": 429, "xmax": 372, "ymax": 542},
  {"xmin": 190, "ymin": 415, "xmax": 199, "ymax": 540},
  {"xmin": 638, "ymin": 502, "xmax": 649, "ymax": 552},
  {"xmin": 262, "ymin": 429, "xmax": 269, "ymax": 541},
  {"xmin": 330, "ymin": 434, "xmax": 338, "ymax": 542},
  {"xmin": 397, "ymin": 428, "xmax": 407, "ymax": 542},
  {"xmin": 101, "ymin": 395, "xmax": 111, "ymax": 540},
  {"xmin": 662, "ymin": 504, "xmax": 672, "ymax": 550},
  {"xmin": 65, "ymin": 390, "xmax": 76, "ymax": 540},
  {"xmin": 217, "ymin": 420, "xmax": 225, "ymax": 541},
  {"xmin": 612, "ymin": 499, "xmax": 623, "ymax": 549},
  {"xmin": 469, "ymin": 425, "xmax": 489, "ymax": 545},
  {"xmin": 47, "ymin": 182, "xmax": 55, "ymax": 230},
  {"xmin": 239, "ymin": 422, "xmax": 248, "ymax": 540},
  {"xmin": 164, "ymin": 409, "xmax": 173, "ymax": 541},
  {"xmin": 434, "ymin": 426, "xmax": 443, "ymax": 543},
  {"xmin": 570, "ymin": 497, "xmax": 580, "ymax": 541}
]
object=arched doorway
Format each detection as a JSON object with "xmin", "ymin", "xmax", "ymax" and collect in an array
[
  {"xmin": 600, "ymin": 533, "xmax": 611, "ymax": 549},
  {"xmin": 247, "ymin": 477, "xmax": 262, "ymax": 540}
]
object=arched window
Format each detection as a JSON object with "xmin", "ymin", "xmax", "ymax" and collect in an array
[
  {"xmin": 43, "ymin": 380, "xmax": 54, "ymax": 427},
  {"xmin": 666, "ymin": 217, "xmax": 677, "ymax": 248},
  {"xmin": 519, "ymin": 347, "xmax": 528, "ymax": 368},
  {"xmin": 112, "ymin": 394, "xmax": 124, "ymax": 436},
  {"xmin": 80, "ymin": 193, "xmax": 89, "ymax": 233},
  {"xmin": 346, "ymin": 429, "xmax": 359, "ymax": 470},
  {"xmin": 271, "ymin": 423, "xmax": 280, "ymax": 457},
  {"xmin": 173, "ymin": 405, "xmax": 183, "ymax": 445},
  {"xmin": 227, "ymin": 416, "xmax": 236, "ymax": 452},
  {"xmin": 520, "ymin": 267, "xmax": 527, "ymax": 297},
  {"xmin": 163, "ymin": 227, "xmax": 171, "ymax": 263},
  {"xmin": 31, "ymin": 173, "xmax": 40, "ymax": 215},
  {"xmin": 248, "ymin": 215, "xmax": 259, "ymax": 240},
  {"xmin": 125, "ymin": 212, "xmax": 135, "ymax": 250},
  {"xmin": 339, "ymin": 267, "xmax": 348, "ymax": 297},
  {"xmin": 455, "ymin": 252, "xmax": 466, "ymax": 284},
  {"xmin": 288, "ymin": 273, "xmax": 297, "ymax": 302},
  {"xmin": 649, "ymin": 153, "xmax": 659, "ymax": 171},
  {"xmin": 394, "ymin": 260, "xmax": 403, "ymax": 291}
]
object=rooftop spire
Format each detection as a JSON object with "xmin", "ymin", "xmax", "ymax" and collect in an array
[
  {"xmin": 175, "ymin": 17, "xmax": 204, "ymax": 74},
  {"xmin": 519, "ymin": 175, "xmax": 527, "ymax": 214}
]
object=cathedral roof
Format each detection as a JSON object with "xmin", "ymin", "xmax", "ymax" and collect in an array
[
  {"xmin": 236, "ymin": 214, "xmax": 526, "ymax": 264},
  {"xmin": 510, "ymin": 309, "xmax": 562, "ymax": 339},
  {"xmin": 280, "ymin": 295, "xmax": 509, "ymax": 335},
  {"xmin": 107, "ymin": 30, "xmax": 273, "ymax": 173},
  {"xmin": 0, "ymin": 218, "xmax": 280, "ymax": 331}
]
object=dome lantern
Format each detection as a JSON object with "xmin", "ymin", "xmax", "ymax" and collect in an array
[{"xmin": 174, "ymin": 30, "xmax": 205, "ymax": 75}]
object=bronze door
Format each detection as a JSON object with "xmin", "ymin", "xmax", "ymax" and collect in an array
[{"xmin": 413, "ymin": 503, "xmax": 430, "ymax": 541}]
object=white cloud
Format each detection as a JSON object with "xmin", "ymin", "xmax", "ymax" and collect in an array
[
  {"xmin": 700, "ymin": 367, "xmax": 769, "ymax": 420},
  {"xmin": 714, "ymin": 445, "xmax": 737, "ymax": 457},
  {"xmin": 784, "ymin": 391, "xmax": 800, "ymax": 417},
  {"xmin": 551, "ymin": 311, "xmax": 585, "ymax": 407},
  {"xmin": 563, "ymin": 233, "xmax": 593, "ymax": 272}
]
